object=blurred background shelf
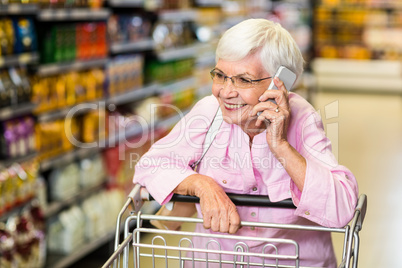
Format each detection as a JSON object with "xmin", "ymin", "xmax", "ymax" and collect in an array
[
  {"xmin": 45, "ymin": 229, "xmax": 115, "ymax": 268},
  {"xmin": 37, "ymin": 8, "xmax": 111, "ymax": 21},
  {"xmin": 110, "ymin": 39, "xmax": 155, "ymax": 54},
  {"xmin": 44, "ymin": 181, "xmax": 107, "ymax": 218},
  {"xmin": 39, "ymin": 147, "xmax": 100, "ymax": 171},
  {"xmin": 312, "ymin": 58, "xmax": 402, "ymax": 92},
  {"xmin": 156, "ymin": 43, "xmax": 206, "ymax": 62},
  {"xmin": 107, "ymin": 84, "xmax": 158, "ymax": 106},
  {"xmin": 0, "ymin": 152, "xmax": 37, "ymax": 169},
  {"xmin": 0, "ymin": 52, "xmax": 39, "ymax": 68},
  {"xmin": 36, "ymin": 58, "xmax": 108, "ymax": 77},
  {"xmin": 107, "ymin": 0, "xmax": 145, "ymax": 7},
  {"xmin": 0, "ymin": 3, "xmax": 38, "ymax": 15},
  {"xmin": 0, "ymin": 102, "xmax": 37, "ymax": 121}
]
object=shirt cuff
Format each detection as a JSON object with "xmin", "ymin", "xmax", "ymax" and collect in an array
[
  {"xmin": 144, "ymin": 167, "xmax": 197, "ymax": 205},
  {"xmin": 292, "ymin": 159, "xmax": 330, "ymax": 225}
]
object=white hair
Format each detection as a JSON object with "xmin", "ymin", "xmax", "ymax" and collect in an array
[{"xmin": 216, "ymin": 19, "xmax": 304, "ymax": 79}]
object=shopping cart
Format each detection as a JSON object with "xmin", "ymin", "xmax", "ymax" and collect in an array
[{"xmin": 102, "ymin": 184, "xmax": 367, "ymax": 268}]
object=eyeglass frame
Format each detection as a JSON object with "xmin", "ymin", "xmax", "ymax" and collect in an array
[{"xmin": 209, "ymin": 68, "xmax": 272, "ymax": 88}]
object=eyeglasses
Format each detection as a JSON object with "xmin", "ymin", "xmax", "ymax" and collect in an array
[{"xmin": 210, "ymin": 68, "xmax": 272, "ymax": 89}]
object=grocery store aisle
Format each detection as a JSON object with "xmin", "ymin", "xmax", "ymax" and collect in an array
[{"xmin": 312, "ymin": 91, "xmax": 402, "ymax": 266}]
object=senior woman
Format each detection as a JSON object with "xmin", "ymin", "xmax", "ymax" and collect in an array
[{"xmin": 133, "ymin": 19, "xmax": 358, "ymax": 267}]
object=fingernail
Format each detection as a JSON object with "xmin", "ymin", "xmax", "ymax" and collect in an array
[{"xmin": 258, "ymin": 96, "xmax": 263, "ymax": 101}]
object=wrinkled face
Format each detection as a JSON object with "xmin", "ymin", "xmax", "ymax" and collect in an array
[{"xmin": 212, "ymin": 53, "xmax": 272, "ymax": 131}]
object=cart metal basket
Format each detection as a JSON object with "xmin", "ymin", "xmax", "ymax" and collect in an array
[{"xmin": 102, "ymin": 184, "xmax": 367, "ymax": 268}]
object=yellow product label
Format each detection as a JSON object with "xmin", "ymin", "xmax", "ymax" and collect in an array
[
  {"xmin": 3, "ymin": 171, "xmax": 16, "ymax": 209},
  {"xmin": 65, "ymin": 73, "xmax": 78, "ymax": 106},
  {"xmin": 55, "ymin": 75, "xmax": 67, "ymax": 108}
]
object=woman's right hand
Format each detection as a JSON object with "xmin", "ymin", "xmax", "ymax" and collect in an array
[{"xmin": 174, "ymin": 174, "xmax": 241, "ymax": 234}]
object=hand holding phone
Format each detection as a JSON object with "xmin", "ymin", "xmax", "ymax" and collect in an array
[{"xmin": 257, "ymin": 66, "xmax": 296, "ymax": 116}]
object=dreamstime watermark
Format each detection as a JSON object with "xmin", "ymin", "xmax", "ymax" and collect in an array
[{"xmin": 63, "ymin": 99, "xmax": 341, "ymax": 167}]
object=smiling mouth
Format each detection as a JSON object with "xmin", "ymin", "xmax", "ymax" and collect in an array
[{"xmin": 223, "ymin": 102, "xmax": 246, "ymax": 110}]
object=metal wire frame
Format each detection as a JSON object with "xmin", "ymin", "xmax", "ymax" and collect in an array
[{"xmin": 102, "ymin": 185, "xmax": 367, "ymax": 268}]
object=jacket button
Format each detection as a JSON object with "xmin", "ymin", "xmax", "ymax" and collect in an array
[
  {"xmin": 305, "ymin": 211, "xmax": 310, "ymax": 216},
  {"xmin": 222, "ymin": 180, "xmax": 227, "ymax": 184},
  {"xmin": 252, "ymin": 187, "xmax": 257, "ymax": 191}
]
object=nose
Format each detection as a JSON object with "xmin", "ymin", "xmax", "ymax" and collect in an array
[{"xmin": 220, "ymin": 78, "xmax": 238, "ymax": 97}]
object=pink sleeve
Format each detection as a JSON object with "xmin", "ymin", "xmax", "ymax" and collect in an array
[
  {"xmin": 290, "ymin": 111, "xmax": 359, "ymax": 228},
  {"xmin": 133, "ymin": 95, "xmax": 219, "ymax": 205}
]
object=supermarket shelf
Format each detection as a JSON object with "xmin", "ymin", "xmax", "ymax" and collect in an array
[
  {"xmin": 0, "ymin": 3, "xmax": 38, "ymax": 15},
  {"xmin": 195, "ymin": 0, "xmax": 222, "ymax": 7},
  {"xmin": 44, "ymin": 181, "xmax": 107, "ymax": 218},
  {"xmin": 155, "ymin": 107, "xmax": 191, "ymax": 130},
  {"xmin": 0, "ymin": 52, "xmax": 39, "ymax": 68},
  {"xmin": 36, "ymin": 58, "xmax": 108, "ymax": 77},
  {"xmin": 108, "ymin": 0, "xmax": 144, "ymax": 7},
  {"xmin": 40, "ymin": 147, "xmax": 100, "ymax": 172},
  {"xmin": 106, "ymin": 104, "xmax": 192, "ymax": 146},
  {"xmin": 38, "ymin": 8, "xmax": 110, "ymax": 21},
  {"xmin": 37, "ymin": 84, "xmax": 158, "ymax": 123},
  {"xmin": 157, "ymin": 76, "xmax": 197, "ymax": 94},
  {"xmin": 106, "ymin": 122, "xmax": 145, "ymax": 146},
  {"xmin": 312, "ymin": 58, "xmax": 402, "ymax": 92},
  {"xmin": 312, "ymin": 58, "xmax": 402, "ymax": 77},
  {"xmin": 110, "ymin": 38, "xmax": 155, "ymax": 54},
  {"xmin": 37, "ymin": 99, "xmax": 103, "ymax": 123},
  {"xmin": 0, "ymin": 198, "xmax": 34, "ymax": 222},
  {"xmin": 197, "ymin": 83, "xmax": 212, "ymax": 98},
  {"xmin": 158, "ymin": 8, "xmax": 198, "ymax": 22},
  {"xmin": 0, "ymin": 152, "xmax": 38, "ymax": 169},
  {"xmin": 107, "ymin": 83, "xmax": 158, "ymax": 106},
  {"xmin": 316, "ymin": 3, "xmax": 402, "ymax": 10},
  {"xmin": 314, "ymin": 75, "xmax": 402, "ymax": 93},
  {"xmin": 156, "ymin": 43, "xmax": 203, "ymax": 62},
  {"xmin": 0, "ymin": 102, "xmax": 37, "ymax": 121},
  {"xmin": 45, "ymin": 227, "xmax": 114, "ymax": 268}
]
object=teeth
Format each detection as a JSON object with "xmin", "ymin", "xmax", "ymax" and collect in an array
[{"xmin": 224, "ymin": 103, "xmax": 246, "ymax": 109}]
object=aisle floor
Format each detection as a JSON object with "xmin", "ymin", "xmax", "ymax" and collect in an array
[{"xmin": 312, "ymin": 91, "xmax": 402, "ymax": 267}]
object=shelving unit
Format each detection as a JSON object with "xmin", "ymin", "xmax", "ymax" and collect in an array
[
  {"xmin": 156, "ymin": 42, "xmax": 206, "ymax": 62},
  {"xmin": 45, "ymin": 229, "xmax": 115, "ymax": 268},
  {"xmin": 44, "ymin": 181, "xmax": 107, "ymax": 218},
  {"xmin": 0, "ymin": 102, "xmax": 37, "ymax": 121},
  {"xmin": 39, "ymin": 147, "xmax": 100, "ymax": 172},
  {"xmin": 0, "ymin": 52, "xmax": 39, "ymax": 68},
  {"xmin": 35, "ymin": 58, "xmax": 109, "ymax": 77},
  {"xmin": 312, "ymin": 1, "xmax": 402, "ymax": 92},
  {"xmin": 0, "ymin": 197, "xmax": 35, "ymax": 222},
  {"xmin": 107, "ymin": 0, "xmax": 145, "ymax": 8},
  {"xmin": 110, "ymin": 38, "xmax": 155, "ymax": 54},
  {"xmin": 0, "ymin": 3, "xmax": 38, "ymax": 15},
  {"xmin": 37, "ymin": 8, "xmax": 110, "ymax": 21}
]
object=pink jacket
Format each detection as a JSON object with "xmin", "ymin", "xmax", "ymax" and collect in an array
[{"xmin": 133, "ymin": 93, "xmax": 358, "ymax": 267}]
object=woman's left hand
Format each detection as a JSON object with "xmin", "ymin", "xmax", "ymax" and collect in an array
[{"xmin": 251, "ymin": 77, "xmax": 291, "ymax": 151}]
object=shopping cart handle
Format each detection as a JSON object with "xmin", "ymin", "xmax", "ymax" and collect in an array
[{"xmin": 149, "ymin": 193, "xmax": 297, "ymax": 209}]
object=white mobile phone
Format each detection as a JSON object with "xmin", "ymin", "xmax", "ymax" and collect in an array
[{"xmin": 257, "ymin": 66, "xmax": 296, "ymax": 116}]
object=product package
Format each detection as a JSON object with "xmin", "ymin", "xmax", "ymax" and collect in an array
[
  {"xmin": 12, "ymin": 18, "xmax": 37, "ymax": 54},
  {"xmin": 0, "ymin": 18, "xmax": 15, "ymax": 56}
]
